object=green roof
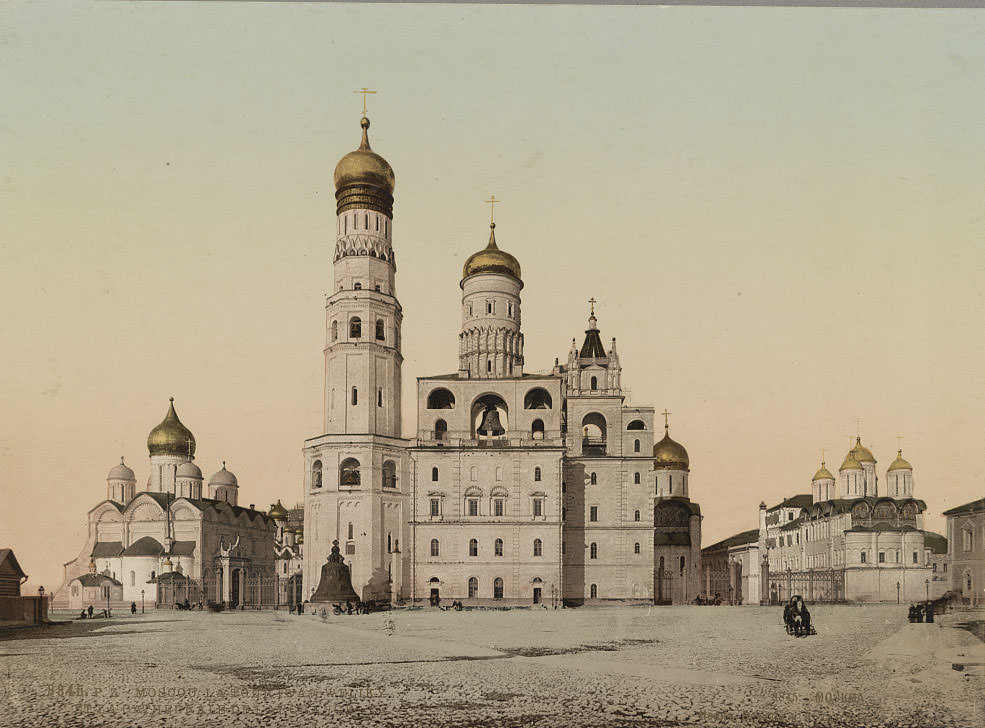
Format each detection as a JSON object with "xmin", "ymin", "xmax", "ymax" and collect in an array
[
  {"xmin": 943, "ymin": 497, "xmax": 985, "ymax": 516},
  {"xmin": 702, "ymin": 528, "xmax": 759, "ymax": 553}
]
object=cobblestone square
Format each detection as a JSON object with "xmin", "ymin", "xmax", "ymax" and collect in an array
[{"xmin": 2, "ymin": 605, "xmax": 982, "ymax": 728}]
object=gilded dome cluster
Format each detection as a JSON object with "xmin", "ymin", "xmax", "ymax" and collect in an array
[
  {"xmin": 334, "ymin": 117, "xmax": 395, "ymax": 216},
  {"xmin": 462, "ymin": 223, "xmax": 522, "ymax": 282},
  {"xmin": 653, "ymin": 426, "xmax": 689, "ymax": 471},
  {"xmin": 147, "ymin": 399, "xmax": 196, "ymax": 457}
]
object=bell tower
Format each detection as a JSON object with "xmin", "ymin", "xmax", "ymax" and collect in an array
[{"xmin": 303, "ymin": 105, "xmax": 409, "ymax": 605}]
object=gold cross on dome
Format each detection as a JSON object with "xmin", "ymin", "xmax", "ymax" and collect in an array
[
  {"xmin": 588, "ymin": 297, "xmax": 597, "ymax": 316},
  {"xmin": 661, "ymin": 409, "xmax": 671, "ymax": 428},
  {"xmin": 854, "ymin": 418, "xmax": 862, "ymax": 438},
  {"xmin": 821, "ymin": 448, "xmax": 827, "ymax": 464},
  {"xmin": 485, "ymin": 195, "xmax": 500, "ymax": 224},
  {"xmin": 354, "ymin": 88, "xmax": 376, "ymax": 116}
]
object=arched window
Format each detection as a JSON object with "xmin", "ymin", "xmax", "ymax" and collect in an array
[
  {"xmin": 634, "ymin": 542, "xmax": 640, "ymax": 554},
  {"xmin": 627, "ymin": 420, "xmax": 645, "ymax": 430},
  {"xmin": 590, "ymin": 583, "xmax": 597, "ymax": 599},
  {"xmin": 387, "ymin": 533, "xmax": 392, "ymax": 553},
  {"xmin": 590, "ymin": 376, "xmax": 598, "ymax": 390},
  {"xmin": 634, "ymin": 439, "xmax": 640, "ymax": 453},
  {"xmin": 353, "ymin": 282, "xmax": 362, "ymax": 290},
  {"xmin": 534, "ymin": 467, "xmax": 542, "ymax": 482},
  {"xmin": 533, "ymin": 539, "xmax": 542, "ymax": 557},
  {"xmin": 493, "ymin": 577, "xmax": 504, "ymax": 600},
  {"xmin": 590, "ymin": 542, "xmax": 598, "ymax": 559},
  {"xmin": 150, "ymin": 570, "xmax": 155, "ymax": 580},
  {"xmin": 311, "ymin": 460, "xmax": 322, "ymax": 489},
  {"xmin": 382, "ymin": 460, "xmax": 397, "ymax": 489},
  {"xmin": 590, "ymin": 472, "xmax": 597, "ymax": 485},
  {"xmin": 468, "ymin": 577, "xmax": 478, "ymax": 598},
  {"xmin": 431, "ymin": 466, "xmax": 438, "ymax": 482},
  {"xmin": 495, "ymin": 538, "xmax": 504, "ymax": 556},
  {"xmin": 469, "ymin": 539, "xmax": 478, "ymax": 557},
  {"xmin": 347, "ymin": 522, "xmax": 354, "ymax": 540},
  {"xmin": 340, "ymin": 458, "xmax": 360, "ymax": 487},
  {"xmin": 634, "ymin": 510, "xmax": 640, "ymax": 522},
  {"xmin": 434, "ymin": 419, "xmax": 447, "ymax": 441},
  {"xmin": 470, "ymin": 466, "xmax": 478, "ymax": 481},
  {"xmin": 430, "ymin": 539, "xmax": 439, "ymax": 557},
  {"xmin": 331, "ymin": 321, "xmax": 338, "ymax": 341},
  {"xmin": 351, "ymin": 387, "xmax": 358, "ymax": 406},
  {"xmin": 679, "ymin": 556, "xmax": 686, "ymax": 575},
  {"xmin": 375, "ymin": 319, "xmax": 385, "ymax": 341},
  {"xmin": 523, "ymin": 388, "xmax": 553, "ymax": 409},
  {"xmin": 427, "ymin": 388, "xmax": 456, "ymax": 409},
  {"xmin": 130, "ymin": 571, "xmax": 135, "ymax": 587},
  {"xmin": 634, "ymin": 472, "xmax": 641, "ymax": 484},
  {"xmin": 378, "ymin": 389, "xmax": 383, "ymax": 407},
  {"xmin": 531, "ymin": 419, "xmax": 545, "ymax": 440},
  {"xmin": 349, "ymin": 317, "xmax": 361, "ymax": 338}
]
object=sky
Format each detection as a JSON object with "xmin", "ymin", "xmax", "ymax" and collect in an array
[{"xmin": 1, "ymin": 3, "xmax": 983, "ymax": 591}]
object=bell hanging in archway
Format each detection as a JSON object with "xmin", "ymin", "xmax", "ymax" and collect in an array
[{"xmin": 477, "ymin": 405, "xmax": 505, "ymax": 436}]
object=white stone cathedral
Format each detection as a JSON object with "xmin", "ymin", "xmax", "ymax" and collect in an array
[{"xmin": 303, "ymin": 114, "xmax": 703, "ymax": 606}]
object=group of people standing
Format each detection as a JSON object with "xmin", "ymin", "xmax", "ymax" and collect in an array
[{"xmin": 782, "ymin": 595, "xmax": 816, "ymax": 637}]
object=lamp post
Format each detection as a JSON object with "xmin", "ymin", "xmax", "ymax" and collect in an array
[
  {"xmin": 37, "ymin": 586, "xmax": 45, "ymax": 622},
  {"xmin": 925, "ymin": 578, "xmax": 929, "ymax": 604},
  {"xmin": 141, "ymin": 589, "xmax": 144, "ymax": 614},
  {"xmin": 896, "ymin": 581, "xmax": 900, "ymax": 604},
  {"xmin": 106, "ymin": 584, "xmax": 111, "ymax": 617}
]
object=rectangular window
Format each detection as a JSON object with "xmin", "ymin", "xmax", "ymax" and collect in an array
[
  {"xmin": 468, "ymin": 499, "xmax": 479, "ymax": 516},
  {"xmin": 878, "ymin": 551, "xmax": 885, "ymax": 563},
  {"xmin": 351, "ymin": 387, "xmax": 358, "ymax": 406},
  {"xmin": 590, "ymin": 506, "xmax": 598, "ymax": 522},
  {"xmin": 430, "ymin": 499, "xmax": 439, "ymax": 517},
  {"xmin": 912, "ymin": 551, "xmax": 918, "ymax": 564},
  {"xmin": 494, "ymin": 499, "xmax": 504, "ymax": 516},
  {"xmin": 533, "ymin": 499, "xmax": 543, "ymax": 517},
  {"xmin": 860, "ymin": 551, "xmax": 867, "ymax": 563}
]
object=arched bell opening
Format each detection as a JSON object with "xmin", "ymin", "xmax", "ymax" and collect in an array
[{"xmin": 471, "ymin": 394, "xmax": 509, "ymax": 441}]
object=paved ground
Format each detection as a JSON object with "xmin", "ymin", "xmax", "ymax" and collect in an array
[{"xmin": 1, "ymin": 604, "xmax": 982, "ymax": 727}]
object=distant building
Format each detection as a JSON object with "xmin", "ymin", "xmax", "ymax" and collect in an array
[
  {"xmin": 703, "ymin": 439, "xmax": 947, "ymax": 603},
  {"xmin": 943, "ymin": 497, "xmax": 985, "ymax": 605},
  {"xmin": 52, "ymin": 400, "xmax": 289, "ymax": 610}
]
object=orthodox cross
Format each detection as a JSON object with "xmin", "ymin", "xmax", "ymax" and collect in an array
[
  {"xmin": 485, "ymin": 195, "xmax": 500, "ymax": 224},
  {"xmin": 661, "ymin": 409, "xmax": 671, "ymax": 428},
  {"xmin": 854, "ymin": 418, "xmax": 863, "ymax": 438},
  {"xmin": 821, "ymin": 448, "xmax": 827, "ymax": 464},
  {"xmin": 186, "ymin": 438, "xmax": 193, "ymax": 457},
  {"xmin": 354, "ymin": 88, "xmax": 376, "ymax": 116},
  {"xmin": 588, "ymin": 297, "xmax": 597, "ymax": 316},
  {"xmin": 896, "ymin": 435, "xmax": 904, "ymax": 451}
]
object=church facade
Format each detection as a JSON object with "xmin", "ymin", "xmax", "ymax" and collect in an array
[
  {"xmin": 701, "ymin": 438, "xmax": 947, "ymax": 604},
  {"xmin": 303, "ymin": 114, "xmax": 702, "ymax": 606},
  {"xmin": 52, "ymin": 400, "xmax": 286, "ymax": 611}
]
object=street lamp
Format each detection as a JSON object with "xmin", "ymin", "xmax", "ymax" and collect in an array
[
  {"xmin": 106, "ymin": 584, "xmax": 111, "ymax": 617},
  {"xmin": 37, "ymin": 586, "xmax": 45, "ymax": 622},
  {"xmin": 141, "ymin": 589, "xmax": 145, "ymax": 614},
  {"xmin": 925, "ymin": 578, "xmax": 929, "ymax": 604},
  {"xmin": 896, "ymin": 581, "xmax": 900, "ymax": 604}
]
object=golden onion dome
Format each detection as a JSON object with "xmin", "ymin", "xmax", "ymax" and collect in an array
[
  {"xmin": 462, "ymin": 223, "xmax": 522, "ymax": 283},
  {"xmin": 334, "ymin": 117, "xmax": 394, "ymax": 216},
  {"xmin": 840, "ymin": 450, "xmax": 862, "ymax": 471},
  {"xmin": 147, "ymin": 398, "xmax": 196, "ymax": 457},
  {"xmin": 812, "ymin": 463, "xmax": 834, "ymax": 481},
  {"xmin": 268, "ymin": 500, "xmax": 289, "ymax": 521},
  {"xmin": 888, "ymin": 449, "xmax": 912, "ymax": 471},
  {"xmin": 653, "ymin": 427, "xmax": 689, "ymax": 471},
  {"xmin": 851, "ymin": 437, "xmax": 876, "ymax": 463}
]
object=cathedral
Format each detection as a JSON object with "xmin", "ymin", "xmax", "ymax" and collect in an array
[
  {"xmin": 52, "ymin": 400, "xmax": 294, "ymax": 610},
  {"xmin": 302, "ymin": 113, "xmax": 703, "ymax": 606},
  {"xmin": 701, "ymin": 436, "xmax": 947, "ymax": 604}
]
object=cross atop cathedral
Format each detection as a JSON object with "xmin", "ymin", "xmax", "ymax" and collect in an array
[
  {"xmin": 896, "ymin": 435, "xmax": 904, "ymax": 450},
  {"xmin": 661, "ymin": 409, "xmax": 671, "ymax": 428},
  {"xmin": 854, "ymin": 418, "xmax": 863, "ymax": 437},
  {"xmin": 588, "ymin": 297, "xmax": 597, "ymax": 316},
  {"xmin": 485, "ymin": 195, "xmax": 500, "ymax": 224},
  {"xmin": 821, "ymin": 448, "xmax": 827, "ymax": 464},
  {"xmin": 354, "ymin": 87, "xmax": 376, "ymax": 116},
  {"xmin": 186, "ymin": 438, "xmax": 194, "ymax": 458}
]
